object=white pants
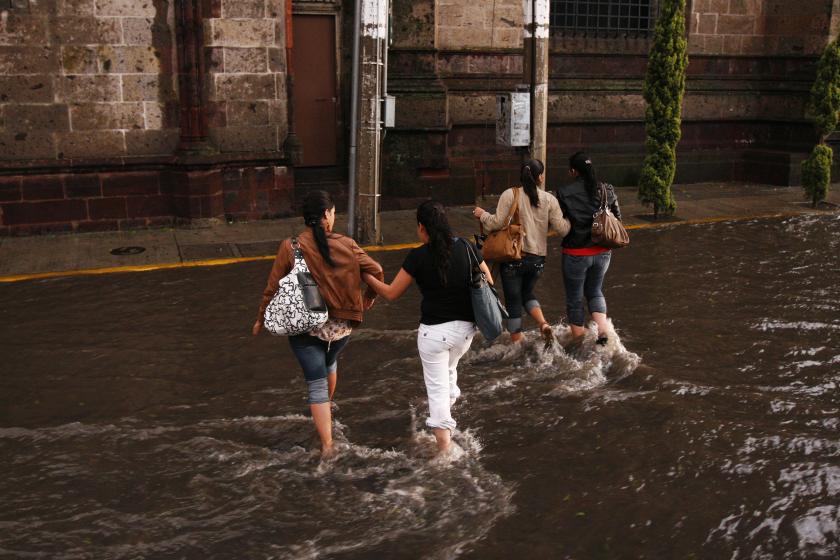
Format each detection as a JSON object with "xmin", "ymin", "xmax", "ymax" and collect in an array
[{"xmin": 417, "ymin": 321, "xmax": 476, "ymax": 432}]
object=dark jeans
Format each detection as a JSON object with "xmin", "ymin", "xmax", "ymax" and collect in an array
[
  {"xmin": 288, "ymin": 334, "xmax": 350, "ymax": 404},
  {"xmin": 500, "ymin": 254, "xmax": 545, "ymax": 333},
  {"xmin": 562, "ymin": 252, "xmax": 611, "ymax": 327}
]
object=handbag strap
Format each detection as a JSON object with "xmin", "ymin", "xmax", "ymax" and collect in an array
[
  {"xmin": 507, "ymin": 187, "xmax": 521, "ymax": 226},
  {"xmin": 458, "ymin": 237, "xmax": 480, "ymax": 287},
  {"xmin": 598, "ymin": 183, "xmax": 609, "ymax": 212}
]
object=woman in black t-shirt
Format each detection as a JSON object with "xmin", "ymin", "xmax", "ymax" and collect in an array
[{"xmin": 364, "ymin": 201, "xmax": 492, "ymax": 455}]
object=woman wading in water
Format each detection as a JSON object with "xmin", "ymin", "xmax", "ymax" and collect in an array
[
  {"xmin": 473, "ymin": 159, "xmax": 570, "ymax": 346},
  {"xmin": 556, "ymin": 152, "xmax": 621, "ymax": 347},
  {"xmin": 363, "ymin": 201, "xmax": 493, "ymax": 455},
  {"xmin": 253, "ymin": 191, "xmax": 384, "ymax": 458}
]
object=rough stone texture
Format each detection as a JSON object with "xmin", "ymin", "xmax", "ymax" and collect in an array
[
  {"xmin": 70, "ymin": 103, "xmax": 145, "ymax": 130},
  {"xmin": 437, "ymin": 0, "xmax": 522, "ymax": 50},
  {"xmin": 207, "ymin": 19, "xmax": 275, "ymax": 48},
  {"xmin": 57, "ymin": 130, "xmax": 126, "ymax": 158}
]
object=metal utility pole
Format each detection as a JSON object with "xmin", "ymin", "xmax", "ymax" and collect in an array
[
  {"xmin": 524, "ymin": 0, "xmax": 549, "ymax": 174},
  {"xmin": 348, "ymin": 0, "xmax": 388, "ymax": 244}
]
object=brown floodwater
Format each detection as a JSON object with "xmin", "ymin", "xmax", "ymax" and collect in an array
[{"xmin": 1, "ymin": 214, "xmax": 839, "ymax": 559}]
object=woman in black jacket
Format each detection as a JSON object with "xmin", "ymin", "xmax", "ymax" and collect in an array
[{"xmin": 555, "ymin": 152, "xmax": 621, "ymax": 347}]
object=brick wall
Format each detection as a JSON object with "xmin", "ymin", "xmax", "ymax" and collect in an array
[
  {"xmin": 437, "ymin": 0, "xmax": 523, "ymax": 50},
  {"xmin": 0, "ymin": 0, "xmax": 180, "ymax": 162},
  {"xmin": 689, "ymin": 0, "xmax": 836, "ymax": 55},
  {"xmin": 204, "ymin": 0, "xmax": 287, "ymax": 153}
]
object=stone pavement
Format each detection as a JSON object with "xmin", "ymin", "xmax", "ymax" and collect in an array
[{"xmin": 1, "ymin": 182, "xmax": 838, "ymax": 280}]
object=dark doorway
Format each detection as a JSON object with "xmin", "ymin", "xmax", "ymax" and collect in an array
[{"xmin": 292, "ymin": 14, "xmax": 338, "ymax": 167}]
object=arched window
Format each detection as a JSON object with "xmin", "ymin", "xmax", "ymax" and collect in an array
[{"xmin": 550, "ymin": 0, "xmax": 660, "ymax": 37}]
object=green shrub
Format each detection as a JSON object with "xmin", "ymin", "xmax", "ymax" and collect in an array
[
  {"xmin": 802, "ymin": 144, "xmax": 832, "ymax": 207},
  {"xmin": 638, "ymin": 0, "xmax": 687, "ymax": 218},
  {"xmin": 802, "ymin": 38, "xmax": 840, "ymax": 205}
]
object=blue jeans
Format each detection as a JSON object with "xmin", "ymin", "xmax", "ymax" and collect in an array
[
  {"xmin": 500, "ymin": 254, "xmax": 545, "ymax": 333},
  {"xmin": 562, "ymin": 252, "xmax": 611, "ymax": 327},
  {"xmin": 288, "ymin": 334, "xmax": 350, "ymax": 404}
]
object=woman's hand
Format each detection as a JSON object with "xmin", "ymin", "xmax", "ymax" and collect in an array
[
  {"xmin": 363, "ymin": 293, "xmax": 377, "ymax": 310},
  {"xmin": 472, "ymin": 207, "xmax": 486, "ymax": 219},
  {"xmin": 252, "ymin": 320, "xmax": 262, "ymax": 336}
]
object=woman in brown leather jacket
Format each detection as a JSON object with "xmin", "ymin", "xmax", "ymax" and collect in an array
[{"xmin": 252, "ymin": 190, "xmax": 384, "ymax": 458}]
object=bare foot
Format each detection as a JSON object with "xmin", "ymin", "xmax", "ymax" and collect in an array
[
  {"xmin": 320, "ymin": 443, "xmax": 338, "ymax": 460},
  {"xmin": 540, "ymin": 323, "xmax": 555, "ymax": 350}
]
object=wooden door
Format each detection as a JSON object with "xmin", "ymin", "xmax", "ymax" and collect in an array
[{"xmin": 292, "ymin": 14, "xmax": 338, "ymax": 167}]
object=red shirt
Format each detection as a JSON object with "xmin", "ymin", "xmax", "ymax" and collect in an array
[{"xmin": 562, "ymin": 246, "xmax": 610, "ymax": 256}]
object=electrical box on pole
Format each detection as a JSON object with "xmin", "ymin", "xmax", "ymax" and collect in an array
[
  {"xmin": 496, "ymin": 92, "xmax": 530, "ymax": 147},
  {"xmin": 383, "ymin": 95, "xmax": 395, "ymax": 128}
]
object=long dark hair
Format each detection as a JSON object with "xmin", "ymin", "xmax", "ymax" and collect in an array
[
  {"xmin": 302, "ymin": 190, "xmax": 335, "ymax": 267},
  {"xmin": 416, "ymin": 200, "xmax": 453, "ymax": 285},
  {"xmin": 569, "ymin": 151, "xmax": 598, "ymax": 201},
  {"xmin": 521, "ymin": 159, "xmax": 543, "ymax": 208}
]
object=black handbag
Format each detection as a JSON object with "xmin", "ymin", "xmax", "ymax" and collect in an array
[{"xmin": 460, "ymin": 238, "xmax": 507, "ymax": 342}]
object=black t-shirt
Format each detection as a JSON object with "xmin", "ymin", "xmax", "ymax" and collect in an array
[{"xmin": 401, "ymin": 239, "xmax": 483, "ymax": 325}]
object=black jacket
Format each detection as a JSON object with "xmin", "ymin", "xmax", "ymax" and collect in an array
[{"xmin": 555, "ymin": 179, "xmax": 622, "ymax": 249}]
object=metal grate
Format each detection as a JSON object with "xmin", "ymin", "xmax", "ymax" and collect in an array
[{"xmin": 550, "ymin": 0, "xmax": 660, "ymax": 36}]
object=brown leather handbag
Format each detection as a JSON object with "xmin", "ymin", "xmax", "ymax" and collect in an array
[
  {"xmin": 481, "ymin": 187, "xmax": 525, "ymax": 262},
  {"xmin": 591, "ymin": 183, "xmax": 629, "ymax": 249}
]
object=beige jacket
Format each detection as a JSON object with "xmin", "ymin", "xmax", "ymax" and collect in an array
[{"xmin": 480, "ymin": 187, "xmax": 570, "ymax": 257}]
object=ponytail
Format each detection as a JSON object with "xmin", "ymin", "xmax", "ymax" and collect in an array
[
  {"xmin": 301, "ymin": 190, "xmax": 335, "ymax": 267},
  {"xmin": 569, "ymin": 151, "xmax": 598, "ymax": 201},
  {"xmin": 416, "ymin": 200, "xmax": 453, "ymax": 285},
  {"xmin": 521, "ymin": 159, "xmax": 543, "ymax": 208}
]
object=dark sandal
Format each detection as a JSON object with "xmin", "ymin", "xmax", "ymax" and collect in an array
[{"xmin": 596, "ymin": 335, "xmax": 608, "ymax": 346}]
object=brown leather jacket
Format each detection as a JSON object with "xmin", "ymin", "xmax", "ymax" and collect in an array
[{"xmin": 256, "ymin": 229, "xmax": 384, "ymax": 326}]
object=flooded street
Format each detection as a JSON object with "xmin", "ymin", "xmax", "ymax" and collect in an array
[{"xmin": 2, "ymin": 214, "xmax": 839, "ymax": 559}]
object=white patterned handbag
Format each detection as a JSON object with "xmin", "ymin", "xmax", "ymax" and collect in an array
[{"xmin": 263, "ymin": 238, "xmax": 329, "ymax": 336}]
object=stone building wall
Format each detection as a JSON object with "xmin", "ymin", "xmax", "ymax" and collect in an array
[{"xmin": 0, "ymin": 0, "xmax": 293, "ymax": 235}]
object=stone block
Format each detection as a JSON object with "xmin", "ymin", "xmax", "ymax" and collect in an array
[
  {"xmin": 697, "ymin": 13, "xmax": 717, "ymax": 34},
  {"xmin": 227, "ymin": 100, "xmax": 269, "ymax": 125},
  {"xmin": 210, "ymin": 125, "xmax": 278, "ymax": 152},
  {"xmin": 492, "ymin": 28, "xmax": 521, "ymax": 49},
  {"xmin": 60, "ymin": 46, "xmax": 98, "ymax": 74},
  {"xmin": 704, "ymin": 34, "xmax": 724, "ymax": 53},
  {"xmin": 94, "ymin": 0, "xmax": 155, "ymax": 17},
  {"xmin": 21, "ymin": 176, "xmax": 64, "ymax": 201},
  {"xmin": 122, "ymin": 74, "xmax": 159, "ymax": 101},
  {"xmin": 88, "ymin": 196, "xmax": 127, "ymax": 219},
  {"xmin": 1, "ymin": 199, "xmax": 87, "ymax": 225},
  {"xmin": 0, "ymin": 177, "xmax": 22, "ymax": 202},
  {"xmin": 64, "ymin": 173, "xmax": 101, "ymax": 197},
  {"xmin": 728, "ymin": 0, "xmax": 761, "ymax": 16},
  {"xmin": 122, "ymin": 17, "xmax": 154, "ymax": 45},
  {"xmin": 101, "ymin": 171, "xmax": 159, "ymax": 196},
  {"xmin": 0, "ymin": 75, "xmax": 54, "ymax": 103},
  {"xmin": 124, "ymin": 129, "xmax": 179, "ymax": 155},
  {"xmin": 56, "ymin": 130, "xmax": 125, "ymax": 158},
  {"xmin": 267, "ymin": 98, "xmax": 286, "ymax": 124},
  {"xmin": 448, "ymin": 94, "xmax": 494, "ymax": 125},
  {"xmin": 267, "ymin": 0, "xmax": 283, "ymax": 18},
  {"xmin": 59, "ymin": 0, "xmax": 95, "ymax": 16},
  {"xmin": 0, "ymin": 14, "xmax": 49, "ymax": 46},
  {"xmin": 717, "ymin": 14, "xmax": 755, "ymax": 35},
  {"xmin": 126, "ymin": 194, "xmax": 173, "ymax": 218},
  {"xmin": 0, "ymin": 131, "xmax": 56, "ymax": 160},
  {"xmin": 395, "ymin": 93, "xmax": 448, "ymax": 129},
  {"xmin": 222, "ymin": 0, "xmax": 265, "ymax": 18},
  {"xmin": 143, "ymin": 101, "xmax": 177, "ymax": 130},
  {"xmin": 223, "ymin": 47, "xmax": 268, "ymax": 73},
  {"xmin": 208, "ymin": 18, "xmax": 274, "ymax": 47},
  {"xmin": 56, "ymin": 75, "xmax": 121, "ymax": 102},
  {"xmin": 741, "ymin": 35, "xmax": 772, "ymax": 55},
  {"xmin": 4, "ymin": 104, "xmax": 69, "ymax": 132},
  {"xmin": 49, "ymin": 16, "xmax": 122, "ymax": 44},
  {"xmin": 268, "ymin": 47, "xmax": 284, "ymax": 72},
  {"xmin": 70, "ymin": 102, "xmax": 145, "ymax": 130},
  {"xmin": 707, "ymin": 0, "xmax": 728, "ymax": 13},
  {"xmin": 97, "ymin": 46, "xmax": 161, "ymax": 74},
  {"xmin": 0, "ymin": 46, "xmax": 59, "ymax": 74},
  {"xmin": 214, "ymin": 73, "xmax": 275, "ymax": 101}
]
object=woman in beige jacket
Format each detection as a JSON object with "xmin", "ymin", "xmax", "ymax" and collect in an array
[{"xmin": 473, "ymin": 159, "xmax": 570, "ymax": 346}]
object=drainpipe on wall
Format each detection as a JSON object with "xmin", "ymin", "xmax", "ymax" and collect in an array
[
  {"xmin": 283, "ymin": 0, "xmax": 303, "ymax": 166},
  {"xmin": 347, "ymin": 0, "xmax": 362, "ymax": 236}
]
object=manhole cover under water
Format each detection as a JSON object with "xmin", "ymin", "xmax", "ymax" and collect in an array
[{"xmin": 110, "ymin": 246, "xmax": 146, "ymax": 256}]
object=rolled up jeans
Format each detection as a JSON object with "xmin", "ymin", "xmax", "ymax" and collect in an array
[
  {"xmin": 288, "ymin": 334, "xmax": 350, "ymax": 404},
  {"xmin": 416, "ymin": 321, "xmax": 476, "ymax": 432},
  {"xmin": 562, "ymin": 252, "xmax": 611, "ymax": 327},
  {"xmin": 500, "ymin": 254, "xmax": 546, "ymax": 333}
]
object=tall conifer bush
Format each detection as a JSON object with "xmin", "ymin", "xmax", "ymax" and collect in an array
[
  {"xmin": 802, "ymin": 37, "xmax": 840, "ymax": 207},
  {"xmin": 638, "ymin": 0, "xmax": 688, "ymax": 217}
]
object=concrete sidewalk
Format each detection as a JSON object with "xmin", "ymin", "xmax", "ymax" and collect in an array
[{"xmin": 1, "ymin": 182, "xmax": 838, "ymax": 281}]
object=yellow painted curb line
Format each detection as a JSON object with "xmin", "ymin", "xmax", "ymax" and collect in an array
[{"xmin": 0, "ymin": 210, "xmax": 808, "ymax": 284}]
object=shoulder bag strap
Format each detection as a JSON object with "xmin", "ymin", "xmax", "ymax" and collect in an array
[
  {"xmin": 598, "ymin": 183, "xmax": 608, "ymax": 211},
  {"xmin": 507, "ymin": 187, "xmax": 521, "ymax": 226}
]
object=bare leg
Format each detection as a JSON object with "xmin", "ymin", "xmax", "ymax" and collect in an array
[
  {"xmin": 527, "ymin": 305, "xmax": 548, "ymax": 326},
  {"xmin": 510, "ymin": 331, "xmax": 524, "ymax": 343},
  {"xmin": 433, "ymin": 427, "xmax": 451, "ymax": 454},
  {"xmin": 328, "ymin": 372, "xmax": 337, "ymax": 401},
  {"xmin": 310, "ymin": 402, "xmax": 334, "ymax": 457},
  {"xmin": 528, "ymin": 306, "xmax": 555, "ymax": 348},
  {"xmin": 592, "ymin": 312, "xmax": 610, "ymax": 337}
]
